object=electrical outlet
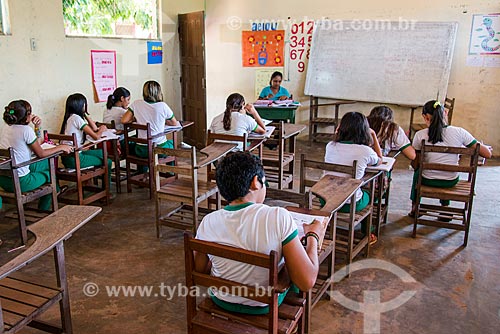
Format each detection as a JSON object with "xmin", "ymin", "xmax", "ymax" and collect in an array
[{"xmin": 30, "ymin": 38, "xmax": 37, "ymax": 51}]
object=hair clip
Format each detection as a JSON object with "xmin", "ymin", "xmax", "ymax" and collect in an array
[
  {"xmin": 433, "ymin": 101, "xmax": 441, "ymax": 108},
  {"xmin": 9, "ymin": 109, "xmax": 15, "ymax": 114}
]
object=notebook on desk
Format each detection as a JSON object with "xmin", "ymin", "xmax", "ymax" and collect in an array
[
  {"xmin": 248, "ymin": 125, "xmax": 276, "ymax": 139},
  {"xmin": 87, "ymin": 129, "xmax": 120, "ymax": 143},
  {"xmin": 367, "ymin": 156, "xmax": 396, "ymax": 172},
  {"xmin": 287, "ymin": 209, "xmax": 329, "ymax": 250}
]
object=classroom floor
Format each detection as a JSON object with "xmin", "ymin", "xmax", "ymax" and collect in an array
[{"xmin": 1, "ymin": 139, "xmax": 499, "ymax": 334}]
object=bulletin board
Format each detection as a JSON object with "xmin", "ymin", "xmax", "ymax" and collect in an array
[{"xmin": 242, "ymin": 30, "xmax": 285, "ymax": 67}]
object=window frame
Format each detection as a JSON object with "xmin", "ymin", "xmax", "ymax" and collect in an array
[
  {"xmin": 62, "ymin": 0, "xmax": 161, "ymax": 40},
  {"xmin": 0, "ymin": 0, "xmax": 11, "ymax": 35}
]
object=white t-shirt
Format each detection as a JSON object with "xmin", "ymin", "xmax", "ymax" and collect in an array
[
  {"xmin": 128, "ymin": 100, "xmax": 175, "ymax": 145},
  {"xmin": 196, "ymin": 203, "xmax": 297, "ymax": 306},
  {"xmin": 382, "ymin": 126, "xmax": 411, "ymax": 156},
  {"xmin": 324, "ymin": 141, "xmax": 380, "ymax": 202},
  {"xmin": 63, "ymin": 114, "xmax": 88, "ymax": 148},
  {"xmin": 413, "ymin": 126, "xmax": 477, "ymax": 180},
  {"xmin": 209, "ymin": 112, "xmax": 258, "ymax": 150},
  {"xmin": 103, "ymin": 106, "xmax": 126, "ymax": 131},
  {"xmin": 0, "ymin": 125, "xmax": 37, "ymax": 177}
]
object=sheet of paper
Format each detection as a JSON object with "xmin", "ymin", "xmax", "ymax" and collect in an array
[
  {"xmin": 91, "ymin": 50, "xmax": 117, "ymax": 102},
  {"xmin": 41, "ymin": 143, "xmax": 57, "ymax": 149}
]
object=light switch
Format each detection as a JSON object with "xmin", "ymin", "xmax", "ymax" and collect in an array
[{"xmin": 30, "ymin": 38, "xmax": 37, "ymax": 51}]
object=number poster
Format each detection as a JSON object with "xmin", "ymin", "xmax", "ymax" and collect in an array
[{"xmin": 242, "ymin": 30, "xmax": 285, "ymax": 67}]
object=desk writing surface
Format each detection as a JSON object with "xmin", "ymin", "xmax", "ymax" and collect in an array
[
  {"xmin": 283, "ymin": 124, "xmax": 306, "ymax": 139},
  {"xmin": 0, "ymin": 205, "xmax": 101, "ymax": 277},
  {"xmin": 311, "ymin": 175, "xmax": 362, "ymax": 213},
  {"xmin": 197, "ymin": 143, "xmax": 236, "ymax": 168}
]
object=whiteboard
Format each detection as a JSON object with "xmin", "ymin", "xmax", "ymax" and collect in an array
[{"xmin": 304, "ymin": 21, "xmax": 458, "ymax": 105}]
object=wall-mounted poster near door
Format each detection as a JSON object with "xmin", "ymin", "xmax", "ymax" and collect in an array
[
  {"xmin": 91, "ymin": 50, "xmax": 117, "ymax": 102},
  {"xmin": 242, "ymin": 30, "xmax": 285, "ymax": 67}
]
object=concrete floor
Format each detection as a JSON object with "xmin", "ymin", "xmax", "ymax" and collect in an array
[{"xmin": 1, "ymin": 139, "xmax": 499, "ymax": 333}]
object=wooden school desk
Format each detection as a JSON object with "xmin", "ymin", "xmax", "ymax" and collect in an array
[{"xmin": 0, "ymin": 205, "xmax": 101, "ymax": 334}]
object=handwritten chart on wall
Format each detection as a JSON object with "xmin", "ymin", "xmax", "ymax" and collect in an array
[
  {"xmin": 242, "ymin": 30, "xmax": 285, "ymax": 67},
  {"xmin": 304, "ymin": 21, "xmax": 458, "ymax": 105}
]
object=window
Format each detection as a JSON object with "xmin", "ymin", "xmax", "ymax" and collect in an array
[
  {"xmin": 0, "ymin": 0, "xmax": 11, "ymax": 35},
  {"xmin": 62, "ymin": 0, "xmax": 159, "ymax": 39}
]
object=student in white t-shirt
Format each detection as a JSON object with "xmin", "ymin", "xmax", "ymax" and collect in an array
[
  {"xmin": 324, "ymin": 112, "xmax": 382, "ymax": 245},
  {"xmin": 60, "ymin": 93, "xmax": 112, "ymax": 185},
  {"xmin": 121, "ymin": 80, "xmax": 179, "ymax": 160},
  {"xmin": 209, "ymin": 93, "xmax": 266, "ymax": 151},
  {"xmin": 367, "ymin": 106, "xmax": 416, "ymax": 160},
  {"xmin": 0, "ymin": 100, "xmax": 72, "ymax": 210},
  {"xmin": 195, "ymin": 152, "xmax": 325, "ymax": 315},
  {"xmin": 409, "ymin": 100, "xmax": 492, "ymax": 216}
]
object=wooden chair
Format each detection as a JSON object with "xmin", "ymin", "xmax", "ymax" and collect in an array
[
  {"xmin": 412, "ymin": 141, "xmax": 480, "ymax": 247},
  {"xmin": 0, "ymin": 148, "xmax": 59, "ymax": 244},
  {"xmin": 0, "ymin": 205, "xmax": 101, "ymax": 334},
  {"xmin": 264, "ymin": 188, "xmax": 333, "ymax": 334},
  {"xmin": 154, "ymin": 144, "xmax": 235, "ymax": 237},
  {"xmin": 184, "ymin": 232, "xmax": 306, "ymax": 334},
  {"xmin": 409, "ymin": 97, "xmax": 455, "ymax": 139},
  {"xmin": 261, "ymin": 121, "xmax": 296, "ymax": 189},
  {"xmin": 96, "ymin": 120, "xmax": 125, "ymax": 193},
  {"xmin": 300, "ymin": 155, "xmax": 376, "ymax": 267},
  {"xmin": 123, "ymin": 122, "xmax": 175, "ymax": 199},
  {"xmin": 47, "ymin": 133, "xmax": 109, "ymax": 206},
  {"xmin": 206, "ymin": 130, "xmax": 265, "ymax": 183}
]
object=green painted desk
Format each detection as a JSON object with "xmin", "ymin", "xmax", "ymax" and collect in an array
[{"xmin": 254, "ymin": 105, "xmax": 299, "ymax": 123}]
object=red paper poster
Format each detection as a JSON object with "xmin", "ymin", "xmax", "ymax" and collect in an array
[
  {"xmin": 91, "ymin": 50, "xmax": 117, "ymax": 102},
  {"xmin": 242, "ymin": 30, "xmax": 285, "ymax": 67}
]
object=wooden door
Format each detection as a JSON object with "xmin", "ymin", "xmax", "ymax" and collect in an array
[{"xmin": 178, "ymin": 11, "xmax": 206, "ymax": 148}]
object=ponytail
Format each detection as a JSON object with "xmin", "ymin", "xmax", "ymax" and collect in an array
[
  {"xmin": 223, "ymin": 107, "xmax": 232, "ymax": 131},
  {"xmin": 423, "ymin": 100, "xmax": 446, "ymax": 144},
  {"xmin": 107, "ymin": 87, "xmax": 131, "ymax": 110},
  {"xmin": 223, "ymin": 93, "xmax": 245, "ymax": 131},
  {"xmin": 106, "ymin": 94, "xmax": 115, "ymax": 110}
]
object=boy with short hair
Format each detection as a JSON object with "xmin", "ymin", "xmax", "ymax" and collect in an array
[{"xmin": 195, "ymin": 151, "xmax": 325, "ymax": 314}]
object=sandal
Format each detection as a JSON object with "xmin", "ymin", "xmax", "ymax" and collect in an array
[
  {"xmin": 58, "ymin": 185, "xmax": 69, "ymax": 196},
  {"xmin": 369, "ymin": 233, "xmax": 378, "ymax": 245}
]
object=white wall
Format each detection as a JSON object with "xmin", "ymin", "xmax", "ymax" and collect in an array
[
  {"xmin": 205, "ymin": 0, "xmax": 500, "ymax": 150},
  {"xmin": 0, "ymin": 0, "xmax": 204, "ymax": 133}
]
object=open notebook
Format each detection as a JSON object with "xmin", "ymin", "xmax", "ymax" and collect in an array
[
  {"xmin": 248, "ymin": 126, "xmax": 276, "ymax": 139},
  {"xmin": 287, "ymin": 209, "xmax": 329, "ymax": 250},
  {"xmin": 87, "ymin": 129, "xmax": 120, "ymax": 143}
]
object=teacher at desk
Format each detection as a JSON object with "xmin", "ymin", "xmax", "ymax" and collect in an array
[{"xmin": 258, "ymin": 71, "xmax": 291, "ymax": 101}]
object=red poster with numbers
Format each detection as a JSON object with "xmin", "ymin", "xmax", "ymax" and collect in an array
[
  {"xmin": 91, "ymin": 50, "xmax": 117, "ymax": 102},
  {"xmin": 242, "ymin": 30, "xmax": 285, "ymax": 67}
]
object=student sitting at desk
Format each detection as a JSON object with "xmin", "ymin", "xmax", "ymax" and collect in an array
[
  {"xmin": 409, "ymin": 100, "xmax": 492, "ymax": 218},
  {"xmin": 209, "ymin": 93, "xmax": 266, "ymax": 151},
  {"xmin": 0, "ymin": 100, "xmax": 72, "ymax": 211},
  {"xmin": 324, "ymin": 112, "xmax": 382, "ymax": 245},
  {"xmin": 258, "ymin": 71, "xmax": 291, "ymax": 101},
  {"xmin": 121, "ymin": 80, "xmax": 179, "ymax": 158},
  {"xmin": 195, "ymin": 151, "xmax": 326, "ymax": 314},
  {"xmin": 367, "ymin": 106, "xmax": 416, "ymax": 160},
  {"xmin": 60, "ymin": 93, "xmax": 112, "ymax": 186}
]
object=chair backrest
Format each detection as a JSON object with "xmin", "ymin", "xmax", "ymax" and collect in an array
[
  {"xmin": 418, "ymin": 140, "xmax": 479, "ymax": 186},
  {"xmin": 299, "ymin": 153, "xmax": 357, "ymax": 193},
  {"xmin": 123, "ymin": 122, "xmax": 153, "ymax": 157},
  {"xmin": 96, "ymin": 119, "xmax": 116, "ymax": 129},
  {"xmin": 206, "ymin": 130, "xmax": 249, "ymax": 151},
  {"xmin": 153, "ymin": 146, "xmax": 196, "ymax": 184},
  {"xmin": 184, "ymin": 232, "xmax": 281, "ymax": 333},
  {"xmin": 444, "ymin": 97, "xmax": 455, "ymax": 125}
]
